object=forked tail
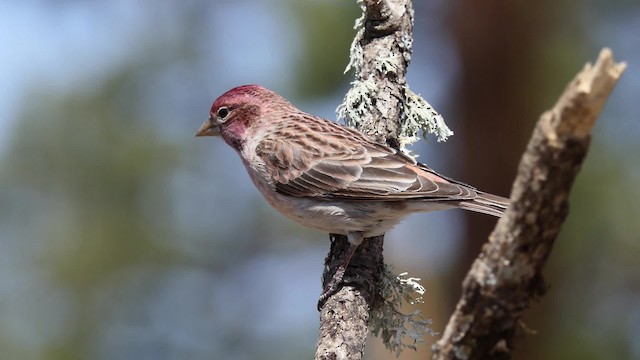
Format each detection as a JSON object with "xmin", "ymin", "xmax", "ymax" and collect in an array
[{"xmin": 457, "ymin": 191, "xmax": 510, "ymax": 217}]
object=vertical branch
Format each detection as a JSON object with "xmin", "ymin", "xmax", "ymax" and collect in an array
[
  {"xmin": 347, "ymin": 0, "xmax": 414, "ymax": 145},
  {"xmin": 315, "ymin": 1, "xmax": 416, "ymax": 359},
  {"xmin": 431, "ymin": 49, "xmax": 625, "ymax": 360}
]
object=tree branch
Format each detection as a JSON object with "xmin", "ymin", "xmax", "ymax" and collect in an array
[
  {"xmin": 315, "ymin": 1, "xmax": 414, "ymax": 359},
  {"xmin": 431, "ymin": 48, "xmax": 626, "ymax": 360}
]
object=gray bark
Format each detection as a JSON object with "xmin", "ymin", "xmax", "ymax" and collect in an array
[
  {"xmin": 431, "ymin": 49, "xmax": 626, "ymax": 359},
  {"xmin": 315, "ymin": 1, "xmax": 415, "ymax": 359}
]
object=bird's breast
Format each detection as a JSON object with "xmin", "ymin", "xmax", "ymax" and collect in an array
[{"xmin": 244, "ymin": 172, "xmax": 405, "ymax": 235}]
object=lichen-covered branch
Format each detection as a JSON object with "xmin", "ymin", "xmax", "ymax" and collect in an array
[
  {"xmin": 431, "ymin": 49, "xmax": 626, "ymax": 360},
  {"xmin": 337, "ymin": 0, "xmax": 452, "ymax": 150},
  {"xmin": 315, "ymin": 1, "xmax": 423, "ymax": 359}
]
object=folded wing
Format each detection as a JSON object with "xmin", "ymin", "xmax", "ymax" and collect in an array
[{"xmin": 255, "ymin": 115, "xmax": 478, "ymax": 202}]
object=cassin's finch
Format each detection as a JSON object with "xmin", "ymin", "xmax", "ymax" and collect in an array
[{"xmin": 196, "ymin": 85, "xmax": 509, "ymax": 303}]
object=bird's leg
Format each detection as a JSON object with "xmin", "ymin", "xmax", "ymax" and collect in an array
[{"xmin": 317, "ymin": 232, "xmax": 363, "ymax": 310}]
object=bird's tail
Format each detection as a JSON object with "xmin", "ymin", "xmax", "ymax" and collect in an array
[{"xmin": 457, "ymin": 191, "xmax": 510, "ymax": 217}]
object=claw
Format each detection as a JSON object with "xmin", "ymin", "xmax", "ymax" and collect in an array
[{"xmin": 317, "ymin": 233, "xmax": 363, "ymax": 310}]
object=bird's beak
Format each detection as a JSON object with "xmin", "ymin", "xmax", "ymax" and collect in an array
[{"xmin": 195, "ymin": 118, "xmax": 220, "ymax": 137}]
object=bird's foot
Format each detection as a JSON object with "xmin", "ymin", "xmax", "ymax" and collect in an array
[
  {"xmin": 317, "ymin": 232, "xmax": 363, "ymax": 311},
  {"xmin": 317, "ymin": 264, "xmax": 347, "ymax": 310}
]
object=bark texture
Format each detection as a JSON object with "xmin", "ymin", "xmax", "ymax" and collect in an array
[
  {"xmin": 449, "ymin": 0, "xmax": 545, "ymax": 296},
  {"xmin": 431, "ymin": 49, "xmax": 626, "ymax": 360},
  {"xmin": 356, "ymin": 0, "xmax": 413, "ymax": 145},
  {"xmin": 315, "ymin": 1, "xmax": 414, "ymax": 359}
]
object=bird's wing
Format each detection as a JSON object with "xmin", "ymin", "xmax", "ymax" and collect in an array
[{"xmin": 255, "ymin": 116, "xmax": 477, "ymax": 201}]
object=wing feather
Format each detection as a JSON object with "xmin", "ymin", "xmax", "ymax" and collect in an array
[{"xmin": 256, "ymin": 115, "xmax": 478, "ymax": 202}]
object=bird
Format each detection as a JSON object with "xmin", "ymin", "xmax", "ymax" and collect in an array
[{"xmin": 196, "ymin": 84, "xmax": 509, "ymax": 305}]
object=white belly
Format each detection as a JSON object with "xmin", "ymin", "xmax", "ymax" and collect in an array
[
  {"xmin": 263, "ymin": 191, "xmax": 407, "ymax": 237},
  {"xmin": 239, "ymin": 152, "xmax": 452, "ymax": 237}
]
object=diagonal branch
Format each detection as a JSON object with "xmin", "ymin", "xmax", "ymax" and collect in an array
[{"xmin": 431, "ymin": 48, "xmax": 626, "ymax": 360}]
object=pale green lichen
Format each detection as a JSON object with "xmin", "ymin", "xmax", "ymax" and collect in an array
[
  {"xmin": 338, "ymin": 0, "xmax": 371, "ymax": 129},
  {"xmin": 369, "ymin": 267, "xmax": 436, "ymax": 356},
  {"xmin": 343, "ymin": 0, "xmax": 366, "ymax": 75},
  {"xmin": 399, "ymin": 33, "xmax": 413, "ymax": 64},
  {"xmin": 397, "ymin": 272, "xmax": 426, "ymax": 303},
  {"xmin": 401, "ymin": 88, "xmax": 454, "ymax": 146},
  {"xmin": 374, "ymin": 51, "xmax": 400, "ymax": 76},
  {"xmin": 336, "ymin": 79, "xmax": 378, "ymax": 129},
  {"xmin": 338, "ymin": 1, "xmax": 453, "ymax": 151}
]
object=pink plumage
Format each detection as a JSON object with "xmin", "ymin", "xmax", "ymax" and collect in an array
[{"xmin": 196, "ymin": 85, "xmax": 509, "ymax": 245}]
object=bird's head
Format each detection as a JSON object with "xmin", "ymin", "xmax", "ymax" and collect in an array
[{"xmin": 196, "ymin": 85, "xmax": 284, "ymax": 150}]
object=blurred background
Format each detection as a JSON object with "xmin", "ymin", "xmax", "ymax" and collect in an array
[{"xmin": 0, "ymin": 1, "xmax": 638, "ymax": 359}]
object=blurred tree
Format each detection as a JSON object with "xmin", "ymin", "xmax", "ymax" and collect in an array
[
  {"xmin": 446, "ymin": 2, "xmax": 573, "ymax": 359},
  {"xmin": 444, "ymin": 1, "xmax": 640, "ymax": 359},
  {"xmin": 540, "ymin": 144, "xmax": 640, "ymax": 360},
  {"xmin": 2, "ymin": 62, "xmax": 184, "ymax": 359},
  {"xmin": 449, "ymin": 0, "xmax": 558, "ymax": 280},
  {"xmin": 288, "ymin": 0, "xmax": 360, "ymax": 98}
]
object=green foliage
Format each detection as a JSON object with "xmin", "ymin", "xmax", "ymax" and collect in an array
[
  {"xmin": 288, "ymin": 1, "xmax": 360, "ymax": 98},
  {"xmin": 1, "ymin": 58, "xmax": 185, "ymax": 358},
  {"xmin": 6, "ymin": 67, "xmax": 181, "ymax": 286}
]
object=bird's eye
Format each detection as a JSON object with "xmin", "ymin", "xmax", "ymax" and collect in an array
[{"xmin": 217, "ymin": 107, "xmax": 230, "ymax": 121}]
